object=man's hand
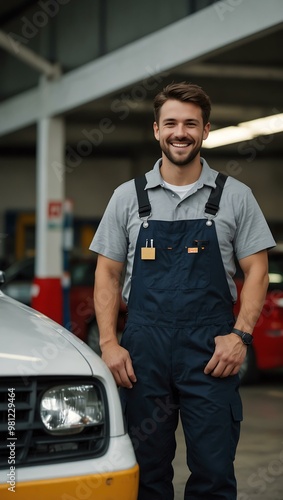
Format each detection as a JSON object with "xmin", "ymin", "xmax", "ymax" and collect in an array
[
  {"xmin": 101, "ymin": 343, "xmax": 137, "ymax": 388},
  {"xmin": 204, "ymin": 333, "xmax": 247, "ymax": 378}
]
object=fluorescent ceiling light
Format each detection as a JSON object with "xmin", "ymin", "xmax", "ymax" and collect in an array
[
  {"xmin": 241, "ymin": 114, "xmax": 283, "ymax": 135},
  {"xmin": 269, "ymin": 273, "xmax": 283, "ymax": 284},
  {"xmin": 203, "ymin": 126, "xmax": 254, "ymax": 148},
  {"xmin": 203, "ymin": 113, "xmax": 283, "ymax": 149}
]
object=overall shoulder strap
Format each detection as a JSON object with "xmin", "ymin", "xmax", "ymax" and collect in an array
[
  {"xmin": 205, "ymin": 173, "xmax": 228, "ymax": 216},
  {"xmin": 135, "ymin": 172, "xmax": 227, "ymax": 218},
  {"xmin": 134, "ymin": 175, "xmax": 151, "ymax": 217}
]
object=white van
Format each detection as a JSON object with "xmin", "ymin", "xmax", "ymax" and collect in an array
[{"xmin": 0, "ymin": 271, "xmax": 138, "ymax": 500}]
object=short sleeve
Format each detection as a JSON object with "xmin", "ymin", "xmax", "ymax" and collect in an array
[
  {"xmin": 233, "ymin": 188, "xmax": 276, "ymax": 260},
  {"xmin": 89, "ymin": 190, "xmax": 128, "ymax": 262}
]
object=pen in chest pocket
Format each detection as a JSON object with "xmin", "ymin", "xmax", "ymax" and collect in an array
[{"xmin": 141, "ymin": 238, "xmax": 155, "ymax": 260}]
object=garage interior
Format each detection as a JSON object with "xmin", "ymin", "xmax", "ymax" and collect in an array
[{"xmin": 0, "ymin": 4, "xmax": 283, "ymax": 499}]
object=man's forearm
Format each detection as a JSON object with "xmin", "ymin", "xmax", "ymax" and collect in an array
[
  {"xmin": 234, "ymin": 270, "xmax": 269, "ymax": 334},
  {"xmin": 205, "ymin": 254, "xmax": 269, "ymax": 378},
  {"xmin": 93, "ymin": 256, "xmax": 136, "ymax": 388},
  {"xmin": 94, "ymin": 257, "xmax": 124, "ymax": 350}
]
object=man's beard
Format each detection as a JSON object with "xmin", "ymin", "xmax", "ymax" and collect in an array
[{"xmin": 161, "ymin": 141, "xmax": 202, "ymax": 166}]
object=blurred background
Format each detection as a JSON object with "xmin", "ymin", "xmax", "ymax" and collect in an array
[{"xmin": 1, "ymin": 4, "xmax": 283, "ymax": 498}]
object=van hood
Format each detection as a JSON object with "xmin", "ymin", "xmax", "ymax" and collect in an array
[{"xmin": 0, "ymin": 292, "xmax": 92, "ymax": 377}]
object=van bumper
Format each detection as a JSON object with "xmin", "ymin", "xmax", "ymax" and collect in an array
[{"xmin": 0, "ymin": 463, "xmax": 139, "ymax": 499}]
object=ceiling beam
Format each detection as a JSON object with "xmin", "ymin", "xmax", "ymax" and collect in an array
[
  {"xmin": 0, "ymin": 0, "xmax": 282, "ymax": 137},
  {"xmin": 0, "ymin": 30, "xmax": 60, "ymax": 79}
]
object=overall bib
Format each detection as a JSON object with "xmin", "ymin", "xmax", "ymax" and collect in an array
[{"xmin": 120, "ymin": 174, "xmax": 243, "ymax": 500}]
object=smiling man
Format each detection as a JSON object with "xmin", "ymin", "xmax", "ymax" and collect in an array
[
  {"xmin": 154, "ymin": 98, "xmax": 210, "ymax": 169},
  {"xmin": 90, "ymin": 82, "xmax": 275, "ymax": 500}
]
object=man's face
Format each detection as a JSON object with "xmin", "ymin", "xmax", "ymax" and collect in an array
[{"xmin": 153, "ymin": 99, "xmax": 210, "ymax": 166}]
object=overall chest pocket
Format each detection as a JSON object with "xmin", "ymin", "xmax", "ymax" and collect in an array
[
  {"xmin": 141, "ymin": 234, "xmax": 211, "ymax": 290},
  {"xmin": 180, "ymin": 240, "xmax": 210, "ymax": 290}
]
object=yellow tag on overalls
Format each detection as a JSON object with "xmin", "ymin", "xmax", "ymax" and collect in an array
[
  {"xmin": 188, "ymin": 247, "xmax": 198, "ymax": 253},
  {"xmin": 141, "ymin": 247, "xmax": 156, "ymax": 260}
]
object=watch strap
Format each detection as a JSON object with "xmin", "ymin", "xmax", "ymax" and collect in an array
[
  {"xmin": 232, "ymin": 327, "xmax": 251, "ymax": 335},
  {"xmin": 231, "ymin": 328, "xmax": 253, "ymax": 345}
]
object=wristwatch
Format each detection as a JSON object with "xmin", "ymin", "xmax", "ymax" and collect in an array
[{"xmin": 231, "ymin": 328, "xmax": 253, "ymax": 345}]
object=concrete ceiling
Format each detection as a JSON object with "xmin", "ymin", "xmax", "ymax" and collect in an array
[{"xmin": 0, "ymin": 1, "xmax": 282, "ymax": 161}]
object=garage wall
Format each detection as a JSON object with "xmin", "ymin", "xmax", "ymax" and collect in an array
[
  {"xmin": 211, "ymin": 157, "xmax": 282, "ymax": 220},
  {"xmin": 0, "ymin": 156, "xmax": 132, "ymax": 260},
  {"xmin": 0, "ymin": 155, "xmax": 132, "ymax": 214},
  {"xmin": 0, "ymin": 153, "xmax": 281, "ymax": 222}
]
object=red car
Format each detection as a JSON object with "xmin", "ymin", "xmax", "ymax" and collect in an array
[
  {"xmin": 1, "ymin": 255, "xmax": 127, "ymax": 355},
  {"xmin": 234, "ymin": 249, "xmax": 283, "ymax": 383},
  {"xmin": 68, "ymin": 256, "xmax": 127, "ymax": 354}
]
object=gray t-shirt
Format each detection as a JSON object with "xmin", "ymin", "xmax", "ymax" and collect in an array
[{"xmin": 90, "ymin": 158, "xmax": 276, "ymax": 303}]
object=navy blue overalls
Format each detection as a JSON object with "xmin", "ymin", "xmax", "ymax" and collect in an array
[{"xmin": 120, "ymin": 174, "xmax": 243, "ymax": 500}]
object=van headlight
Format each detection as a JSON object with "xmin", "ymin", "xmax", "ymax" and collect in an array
[{"xmin": 40, "ymin": 384, "xmax": 104, "ymax": 435}]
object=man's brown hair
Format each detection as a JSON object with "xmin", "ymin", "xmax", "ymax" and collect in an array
[{"xmin": 153, "ymin": 82, "xmax": 211, "ymax": 125}]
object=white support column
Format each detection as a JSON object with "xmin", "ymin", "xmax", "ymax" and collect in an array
[{"xmin": 31, "ymin": 116, "xmax": 65, "ymax": 324}]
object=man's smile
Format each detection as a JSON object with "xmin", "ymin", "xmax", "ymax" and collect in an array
[{"xmin": 171, "ymin": 141, "xmax": 192, "ymax": 148}]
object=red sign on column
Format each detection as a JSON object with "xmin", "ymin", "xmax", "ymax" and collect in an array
[{"xmin": 48, "ymin": 201, "xmax": 62, "ymax": 219}]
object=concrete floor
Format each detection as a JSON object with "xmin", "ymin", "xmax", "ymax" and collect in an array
[{"xmin": 172, "ymin": 371, "xmax": 283, "ymax": 500}]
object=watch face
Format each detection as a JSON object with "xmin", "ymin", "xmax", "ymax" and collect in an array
[{"xmin": 243, "ymin": 333, "xmax": 253, "ymax": 345}]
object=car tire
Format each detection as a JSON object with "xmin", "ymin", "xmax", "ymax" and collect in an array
[
  {"xmin": 87, "ymin": 321, "xmax": 102, "ymax": 356},
  {"xmin": 239, "ymin": 346, "xmax": 259, "ymax": 385}
]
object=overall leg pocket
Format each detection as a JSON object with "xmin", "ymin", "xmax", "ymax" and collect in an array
[{"xmin": 230, "ymin": 394, "xmax": 243, "ymax": 460}]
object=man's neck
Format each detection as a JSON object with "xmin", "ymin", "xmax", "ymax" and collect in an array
[{"xmin": 160, "ymin": 156, "xmax": 202, "ymax": 186}]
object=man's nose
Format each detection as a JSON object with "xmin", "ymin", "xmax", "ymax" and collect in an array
[{"xmin": 174, "ymin": 123, "xmax": 186, "ymax": 137}]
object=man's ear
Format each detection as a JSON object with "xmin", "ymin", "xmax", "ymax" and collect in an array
[
  {"xmin": 203, "ymin": 122, "xmax": 210, "ymax": 141},
  {"xmin": 153, "ymin": 121, "xmax": 160, "ymax": 141}
]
